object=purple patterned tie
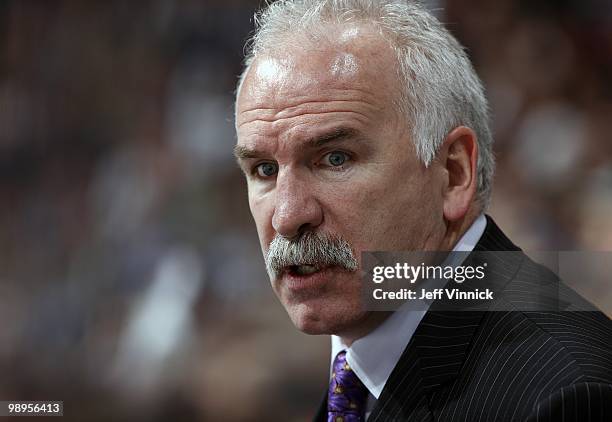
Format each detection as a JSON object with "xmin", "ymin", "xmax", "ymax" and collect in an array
[{"xmin": 328, "ymin": 351, "xmax": 368, "ymax": 422}]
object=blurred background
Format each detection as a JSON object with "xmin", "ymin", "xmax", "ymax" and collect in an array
[{"xmin": 0, "ymin": 0, "xmax": 611, "ymax": 420}]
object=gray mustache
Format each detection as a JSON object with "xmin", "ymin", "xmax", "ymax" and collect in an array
[{"xmin": 265, "ymin": 231, "xmax": 358, "ymax": 280}]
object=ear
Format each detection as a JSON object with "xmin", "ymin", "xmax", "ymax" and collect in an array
[{"xmin": 440, "ymin": 126, "xmax": 478, "ymax": 222}]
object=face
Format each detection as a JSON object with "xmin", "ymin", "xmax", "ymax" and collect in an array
[{"xmin": 235, "ymin": 25, "xmax": 446, "ymax": 337}]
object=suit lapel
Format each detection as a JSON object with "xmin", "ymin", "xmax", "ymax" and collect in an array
[
  {"xmin": 368, "ymin": 337, "xmax": 434, "ymax": 421},
  {"xmin": 367, "ymin": 308, "xmax": 488, "ymax": 421}
]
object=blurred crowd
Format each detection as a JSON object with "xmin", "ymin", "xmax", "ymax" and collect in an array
[{"xmin": 0, "ymin": 0, "xmax": 610, "ymax": 420}]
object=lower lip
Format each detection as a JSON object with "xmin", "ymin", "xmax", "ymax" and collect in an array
[{"xmin": 281, "ymin": 266, "xmax": 338, "ymax": 292}]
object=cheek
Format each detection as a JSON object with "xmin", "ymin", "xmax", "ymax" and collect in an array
[
  {"xmin": 248, "ymin": 192, "xmax": 275, "ymax": 246},
  {"xmin": 336, "ymin": 169, "xmax": 435, "ymax": 248},
  {"xmin": 318, "ymin": 175, "xmax": 397, "ymax": 247},
  {"xmin": 345, "ymin": 168, "xmax": 414, "ymax": 218}
]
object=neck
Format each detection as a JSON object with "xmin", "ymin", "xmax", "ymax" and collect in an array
[
  {"xmin": 441, "ymin": 207, "xmax": 481, "ymax": 251},
  {"xmin": 337, "ymin": 311, "xmax": 392, "ymax": 346}
]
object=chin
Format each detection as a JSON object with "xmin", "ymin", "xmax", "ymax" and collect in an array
[{"xmin": 284, "ymin": 300, "xmax": 366, "ymax": 336}]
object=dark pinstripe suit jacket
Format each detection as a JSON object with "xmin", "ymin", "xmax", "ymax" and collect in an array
[{"xmin": 315, "ymin": 216, "xmax": 612, "ymax": 421}]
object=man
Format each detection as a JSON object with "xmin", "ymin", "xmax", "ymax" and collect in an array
[{"xmin": 233, "ymin": 1, "xmax": 612, "ymax": 421}]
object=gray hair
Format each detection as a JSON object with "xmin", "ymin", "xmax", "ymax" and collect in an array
[{"xmin": 237, "ymin": 0, "xmax": 495, "ymax": 207}]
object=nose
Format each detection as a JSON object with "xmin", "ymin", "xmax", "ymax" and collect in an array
[{"xmin": 272, "ymin": 169, "xmax": 323, "ymax": 239}]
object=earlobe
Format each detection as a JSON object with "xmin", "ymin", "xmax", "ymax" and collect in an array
[{"xmin": 441, "ymin": 126, "xmax": 478, "ymax": 222}]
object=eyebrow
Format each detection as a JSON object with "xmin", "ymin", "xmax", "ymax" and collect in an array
[{"xmin": 233, "ymin": 127, "xmax": 358, "ymax": 162}]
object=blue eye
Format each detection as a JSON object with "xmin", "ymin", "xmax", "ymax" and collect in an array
[
  {"xmin": 255, "ymin": 162, "xmax": 278, "ymax": 177},
  {"xmin": 325, "ymin": 151, "xmax": 348, "ymax": 166}
]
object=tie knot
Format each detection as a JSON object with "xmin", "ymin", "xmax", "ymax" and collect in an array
[{"xmin": 328, "ymin": 351, "xmax": 368, "ymax": 422}]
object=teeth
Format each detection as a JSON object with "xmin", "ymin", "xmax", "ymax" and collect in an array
[{"xmin": 294, "ymin": 265, "xmax": 318, "ymax": 275}]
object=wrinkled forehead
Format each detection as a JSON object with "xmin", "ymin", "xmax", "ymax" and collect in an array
[{"xmin": 235, "ymin": 24, "xmax": 399, "ymax": 122}]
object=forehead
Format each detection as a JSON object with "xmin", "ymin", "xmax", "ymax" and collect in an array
[{"xmin": 236, "ymin": 24, "xmax": 399, "ymax": 126}]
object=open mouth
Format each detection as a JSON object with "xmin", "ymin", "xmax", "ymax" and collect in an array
[{"xmin": 287, "ymin": 264, "xmax": 321, "ymax": 276}]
